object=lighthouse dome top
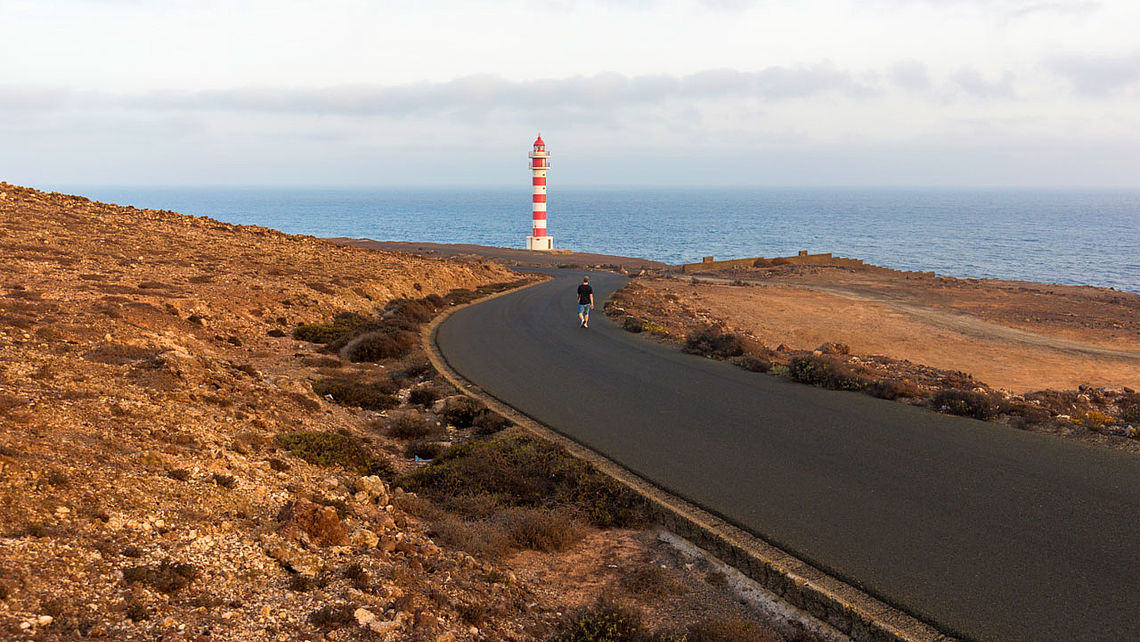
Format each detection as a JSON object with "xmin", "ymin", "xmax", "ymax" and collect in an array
[{"xmin": 533, "ymin": 135, "xmax": 545, "ymax": 148}]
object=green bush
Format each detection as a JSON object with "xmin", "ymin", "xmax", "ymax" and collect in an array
[
  {"xmin": 683, "ymin": 328, "xmax": 744, "ymax": 359},
  {"xmin": 1119, "ymin": 393, "xmax": 1140, "ymax": 423},
  {"xmin": 787, "ymin": 355, "xmax": 865, "ymax": 391},
  {"xmin": 345, "ymin": 330, "xmax": 417, "ymax": 362},
  {"xmin": 404, "ymin": 440, "xmax": 445, "ymax": 460},
  {"xmin": 309, "ymin": 605, "xmax": 356, "ymax": 630},
  {"xmin": 293, "ymin": 312, "xmax": 370, "ymax": 344},
  {"xmin": 472, "ymin": 411, "xmax": 512, "ymax": 436},
  {"xmin": 622, "ymin": 317, "xmax": 645, "ymax": 333},
  {"xmin": 403, "ymin": 433, "xmax": 644, "ymax": 528},
  {"xmin": 311, "ymin": 378, "xmax": 397, "ymax": 410},
  {"xmin": 385, "ymin": 411, "xmax": 440, "ymax": 440},
  {"xmin": 932, "ymin": 389, "xmax": 1005, "ymax": 420},
  {"xmin": 407, "ymin": 386, "xmax": 440, "ymax": 407},
  {"xmin": 122, "ymin": 560, "xmax": 198, "ymax": 594},
  {"xmin": 732, "ymin": 355, "xmax": 771, "ymax": 373},
  {"xmin": 441, "ymin": 396, "xmax": 487, "ymax": 428},
  {"xmin": 549, "ymin": 600, "xmax": 642, "ymax": 642},
  {"xmin": 276, "ymin": 431, "xmax": 392, "ymax": 477},
  {"xmin": 501, "ymin": 507, "xmax": 584, "ymax": 553},
  {"xmin": 867, "ymin": 378, "xmax": 920, "ymax": 400}
]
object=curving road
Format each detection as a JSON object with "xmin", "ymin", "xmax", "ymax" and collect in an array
[{"xmin": 435, "ymin": 270, "xmax": 1140, "ymax": 641}]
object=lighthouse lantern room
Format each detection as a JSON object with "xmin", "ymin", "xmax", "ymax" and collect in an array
[{"xmin": 526, "ymin": 135, "xmax": 553, "ymax": 251}]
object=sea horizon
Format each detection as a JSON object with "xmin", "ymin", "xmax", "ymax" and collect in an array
[{"xmin": 49, "ymin": 184, "xmax": 1140, "ymax": 293}]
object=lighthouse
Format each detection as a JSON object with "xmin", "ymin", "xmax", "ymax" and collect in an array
[{"xmin": 526, "ymin": 135, "xmax": 553, "ymax": 251}]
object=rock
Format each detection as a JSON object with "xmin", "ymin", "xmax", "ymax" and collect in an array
[
  {"xmin": 277, "ymin": 498, "xmax": 349, "ymax": 546},
  {"xmin": 354, "ymin": 608, "xmax": 377, "ymax": 627},
  {"xmin": 262, "ymin": 534, "xmax": 321, "ymax": 577},
  {"xmin": 355, "ymin": 475, "xmax": 390, "ymax": 504},
  {"xmin": 350, "ymin": 528, "xmax": 379, "ymax": 548},
  {"xmin": 414, "ymin": 611, "xmax": 438, "ymax": 629},
  {"xmin": 436, "ymin": 634, "xmax": 456, "ymax": 642}
]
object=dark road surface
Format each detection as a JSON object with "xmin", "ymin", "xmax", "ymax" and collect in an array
[{"xmin": 435, "ymin": 271, "xmax": 1140, "ymax": 641}]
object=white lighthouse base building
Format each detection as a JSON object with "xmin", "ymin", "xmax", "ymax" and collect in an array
[{"xmin": 526, "ymin": 235, "xmax": 553, "ymax": 251}]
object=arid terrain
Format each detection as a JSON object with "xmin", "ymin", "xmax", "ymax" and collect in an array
[
  {"xmin": 608, "ymin": 263, "xmax": 1140, "ymax": 452},
  {"xmin": 0, "ymin": 183, "xmax": 806, "ymax": 641},
  {"xmin": 648, "ymin": 266, "xmax": 1140, "ymax": 393}
]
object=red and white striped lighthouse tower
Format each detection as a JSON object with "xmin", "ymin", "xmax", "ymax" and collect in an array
[{"xmin": 526, "ymin": 135, "xmax": 553, "ymax": 251}]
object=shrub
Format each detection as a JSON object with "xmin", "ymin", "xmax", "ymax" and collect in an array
[
  {"xmin": 125, "ymin": 601, "xmax": 150, "ymax": 622},
  {"xmin": 401, "ymin": 359, "xmax": 435, "ymax": 379},
  {"xmin": 122, "ymin": 560, "xmax": 198, "ymax": 594},
  {"xmin": 549, "ymin": 600, "xmax": 642, "ymax": 642},
  {"xmin": 441, "ymin": 396, "xmax": 487, "ymax": 428},
  {"xmin": 472, "ymin": 411, "xmax": 512, "ymax": 436},
  {"xmin": 167, "ymin": 468, "xmax": 191, "ymax": 482},
  {"xmin": 276, "ymin": 431, "xmax": 392, "ymax": 476},
  {"xmin": 404, "ymin": 440, "xmax": 445, "ymax": 460},
  {"xmin": 404, "ymin": 433, "xmax": 644, "ymax": 528},
  {"xmin": 407, "ymin": 386, "xmax": 440, "ymax": 407},
  {"xmin": 345, "ymin": 330, "xmax": 416, "ymax": 362},
  {"xmin": 311, "ymin": 378, "xmax": 397, "ymax": 410},
  {"xmin": 683, "ymin": 328, "xmax": 745, "ymax": 359},
  {"xmin": 1005, "ymin": 402, "xmax": 1053, "ymax": 429},
  {"xmin": 1080, "ymin": 410, "xmax": 1113, "ymax": 429},
  {"xmin": 293, "ymin": 312, "xmax": 370, "ymax": 344},
  {"xmin": 388, "ymin": 298, "xmax": 437, "ymax": 325},
  {"xmin": 1119, "ymin": 393, "xmax": 1140, "ymax": 423},
  {"xmin": 309, "ymin": 605, "xmax": 356, "ymax": 630},
  {"xmin": 210, "ymin": 473, "xmax": 237, "ymax": 489},
  {"xmin": 867, "ymin": 378, "xmax": 920, "ymax": 400},
  {"xmin": 620, "ymin": 565, "xmax": 685, "ymax": 596},
  {"xmin": 787, "ymin": 356, "xmax": 865, "ymax": 391},
  {"xmin": 385, "ymin": 411, "xmax": 440, "ymax": 440},
  {"xmin": 732, "ymin": 355, "xmax": 771, "ymax": 373},
  {"xmin": 502, "ymin": 507, "xmax": 585, "ymax": 552},
  {"xmin": 932, "ymin": 389, "xmax": 1005, "ymax": 420},
  {"xmin": 621, "ymin": 317, "xmax": 645, "ymax": 333}
]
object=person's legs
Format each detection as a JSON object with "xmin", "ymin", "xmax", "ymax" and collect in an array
[
  {"xmin": 578, "ymin": 304, "xmax": 586, "ymax": 327},
  {"xmin": 582, "ymin": 305, "xmax": 590, "ymax": 328}
]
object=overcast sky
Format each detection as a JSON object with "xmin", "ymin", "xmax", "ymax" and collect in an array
[{"xmin": 2, "ymin": 0, "xmax": 1139, "ymax": 188}]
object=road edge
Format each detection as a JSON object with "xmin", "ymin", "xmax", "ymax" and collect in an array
[{"xmin": 422, "ymin": 277, "xmax": 956, "ymax": 642}]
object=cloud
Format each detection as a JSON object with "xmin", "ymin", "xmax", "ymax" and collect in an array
[
  {"xmin": 1045, "ymin": 51, "xmax": 1140, "ymax": 96},
  {"xmin": 950, "ymin": 68, "xmax": 1016, "ymax": 98},
  {"xmin": 890, "ymin": 60, "xmax": 932, "ymax": 92},
  {"xmin": 0, "ymin": 65, "xmax": 873, "ymax": 117},
  {"xmin": 1007, "ymin": 2, "xmax": 1101, "ymax": 18},
  {"xmin": 0, "ymin": 86, "xmax": 74, "ymax": 111}
]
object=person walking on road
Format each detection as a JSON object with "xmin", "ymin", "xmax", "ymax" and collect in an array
[{"xmin": 577, "ymin": 276, "xmax": 594, "ymax": 328}]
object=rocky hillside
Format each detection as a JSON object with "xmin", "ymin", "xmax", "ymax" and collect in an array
[{"xmin": 0, "ymin": 184, "xmax": 800, "ymax": 641}]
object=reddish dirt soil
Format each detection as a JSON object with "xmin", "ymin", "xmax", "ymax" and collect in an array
[{"xmin": 655, "ymin": 265, "xmax": 1140, "ymax": 394}]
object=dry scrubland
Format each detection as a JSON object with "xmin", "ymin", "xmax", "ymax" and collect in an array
[
  {"xmin": 0, "ymin": 183, "xmax": 806, "ymax": 641},
  {"xmin": 609, "ymin": 266, "xmax": 1140, "ymax": 453}
]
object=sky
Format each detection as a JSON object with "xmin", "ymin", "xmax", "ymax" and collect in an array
[{"xmin": 1, "ymin": 0, "xmax": 1139, "ymax": 188}]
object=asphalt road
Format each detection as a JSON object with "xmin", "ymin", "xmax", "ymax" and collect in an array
[{"xmin": 435, "ymin": 270, "xmax": 1140, "ymax": 641}]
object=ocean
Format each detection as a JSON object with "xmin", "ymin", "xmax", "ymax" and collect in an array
[{"xmin": 65, "ymin": 187, "xmax": 1140, "ymax": 293}]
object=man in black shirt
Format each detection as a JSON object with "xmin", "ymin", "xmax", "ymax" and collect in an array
[{"xmin": 577, "ymin": 276, "xmax": 594, "ymax": 328}]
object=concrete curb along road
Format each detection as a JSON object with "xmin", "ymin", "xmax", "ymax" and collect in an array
[{"xmin": 421, "ymin": 276, "xmax": 955, "ymax": 642}]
